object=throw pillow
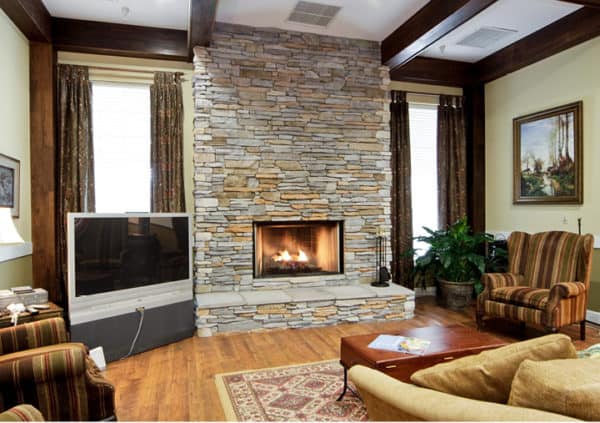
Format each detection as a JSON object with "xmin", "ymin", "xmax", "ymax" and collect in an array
[
  {"xmin": 410, "ymin": 333, "xmax": 576, "ymax": 403},
  {"xmin": 508, "ymin": 358, "xmax": 600, "ymax": 420},
  {"xmin": 577, "ymin": 343, "xmax": 600, "ymax": 359}
]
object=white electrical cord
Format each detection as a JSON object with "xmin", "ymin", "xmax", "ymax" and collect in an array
[
  {"xmin": 123, "ymin": 307, "xmax": 145, "ymax": 359},
  {"xmin": 7, "ymin": 303, "xmax": 26, "ymax": 326}
]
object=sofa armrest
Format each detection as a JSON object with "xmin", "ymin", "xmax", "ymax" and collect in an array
[
  {"xmin": 0, "ymin": 405, "xmax": 44, "ymax": 422},
  {"xmin": 550, "ymin": 282, "xmax": 586, "ymax": 299},
  {"xmin": 0, "ymin": 343, "xmax": 87, "ymax": 386},
  {"xmin": 481, "ymin": 273, "xmax": 523, "ymax": 290},
  {"xmin": 348, "ymin": 365, "xmax": 577, "ymax": 421},
  {"xmin": 0, "ymin": 404, "xmax": 44, "ymax": 422},
  {"xmin": 0, "ymin": 318, "xmax": 68, "ymax": 356}
]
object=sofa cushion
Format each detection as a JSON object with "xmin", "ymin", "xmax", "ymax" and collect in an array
[
  {"xmin": 509, "ymin": 358, "xmax": 600, "ymax": 420},
  {"xmin": 490, "ymin": 286, "xmax": 549, "ymax": 310},
  {"xmin": 410, "ymin": 333, "xmax": 576, "ymax": 403}
]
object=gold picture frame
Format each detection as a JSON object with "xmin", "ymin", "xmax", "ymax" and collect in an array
[{"xmin": 513, "ymin": 101, "xmax": 583, "ymax": 204}]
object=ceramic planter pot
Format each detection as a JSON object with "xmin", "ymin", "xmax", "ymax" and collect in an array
[{"xmin": 437, "ymin": 278, "xmax": 474, "ymax": 310}]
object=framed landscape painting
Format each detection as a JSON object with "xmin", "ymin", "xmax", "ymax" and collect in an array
[
  {"xmin": 0, "ymin": 153, "xmax": 20, "ymax": 217},
  {"xmin": 513, "ymin": 102, "xmax": 583, "ymax": 204}
]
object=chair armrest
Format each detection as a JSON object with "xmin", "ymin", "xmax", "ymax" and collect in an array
[
  {"xmin": 0, "ymin": 318, "xmax": 68, "ymax": 355},
  {"xmin": 0, "ymin": 343, "xmax": 87, "ymax": 385},
  {"xmin": 83, "ymin": 356, "xmax": 117, "ymax": 420},
  {"xmin": 348, "ymin": 365, "xmax": 577, "ymax": 421},
  {"xmin": 550, "ymin": 282, "xmax": 586, "ymax": 300},
  {"xmin": 478, "ymin": 274, "xmax": 523, "ymax": 315},
  {"xmin": 481, "ymin": 273, "xmax": 523, "ymax": 290},
  {"xmin": 0, "ymin": 405, "xmax": 44, "ymax": 422}
]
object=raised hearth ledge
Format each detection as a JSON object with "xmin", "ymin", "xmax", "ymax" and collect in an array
[{"xmin": 195, "ymin": 284, "xmax": 415, "ymax": 336}]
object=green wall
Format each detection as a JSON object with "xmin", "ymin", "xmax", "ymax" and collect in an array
[
  {"xmin": 0, "ymin": 256, "xmax": 33, "ymax": 289},
  {"xmin": 0, "ymin": 8, "xmax": 32, "ymax": 289},
  {"xmin": 485, "ymin": 36, "xmax": 600, "ymax": 311}
]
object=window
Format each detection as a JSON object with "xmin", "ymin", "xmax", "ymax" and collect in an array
[
  {"xmin": 409, "ymin": 103, "xmax": 438, "ymax": 254},
  {"xmin": 91, "ymin": 82, "xmax": 151, "ymax": 213}
]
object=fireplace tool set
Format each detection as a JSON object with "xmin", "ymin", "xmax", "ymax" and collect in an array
[{"xmin": 372, "ymin": 235, "xmax": 391, "ymax": 287}]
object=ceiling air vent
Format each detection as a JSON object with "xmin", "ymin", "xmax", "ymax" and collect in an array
[
  {"xmin": 287, "ymin": 1, "xmax": 341, "ymax": 27},
  {"xmin": 457, "ymin": 26, "xmax": 517, "ymax": 49}
]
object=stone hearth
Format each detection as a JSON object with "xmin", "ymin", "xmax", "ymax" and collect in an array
[
  {"xmin": 192, "ymin": 23, "xmax": 413, "ymax": 335},
  {"xmin": 196, "ymin": 284, "xmax": 414, "ymax": 336}
]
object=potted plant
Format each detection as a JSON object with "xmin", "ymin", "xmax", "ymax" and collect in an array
[{"xmin": 411, "ymin": 217, "xmax": 495, "ymax": 310}]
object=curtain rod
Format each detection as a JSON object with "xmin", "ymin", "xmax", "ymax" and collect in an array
[
  {"xmin": 407, "ymin": 91, "xmax": 440, "ymax": 97},
  {"xmin": 58, "ymin": 64, "xmax": 187, "ymax": 81},
  {"xmin": 392, "ymin": 89, "xmax": 463, "ymax": 97},
  {"xmin": 88, "ymin": 65, "xmax": 184, "ymax": 76}
]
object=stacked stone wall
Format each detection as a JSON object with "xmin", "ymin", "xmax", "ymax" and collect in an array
[{"xmin": 193, "ymin": 23, "xmax": 392, "ymax": 294}]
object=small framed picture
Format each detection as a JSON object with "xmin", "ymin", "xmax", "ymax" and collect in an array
[
  {"xmin": 513, "ymin": 101, "xmax": 583, "ymax": 204},
  {"xmin": 0, "ymin": 153, "xmax": 20, "ymax": 217}
]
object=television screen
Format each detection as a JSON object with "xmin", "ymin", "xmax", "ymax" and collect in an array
[{"xmin": 73, "ymin": 216, "xmax": 190, "ymax": 296}]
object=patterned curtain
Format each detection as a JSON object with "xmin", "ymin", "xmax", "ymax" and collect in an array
[
  {"xmin": 390, "ymin": 91, "xmax": 414, "ymax": 288},
  {"xmin": 437, "ymin": 94, "xmax": 467, "ymax": 228},
  {"xmin": 150, "ymin": 72, "xmax": 185, "ymax": 212},
  {"xmin": 57, "ymin": 64, "xmax": 95, "ymax": 303}
]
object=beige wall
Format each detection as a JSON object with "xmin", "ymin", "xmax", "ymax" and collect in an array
[
  {"xmin": 57, "ymin": 52, "xmax": 195, "ymax": 213},
  {"xmin": 485, "ymin": 36, "xmax": 600, "ymax": 309},
  {"xmin": 0, "ymin": 9, "xmax": 32, "ymax": 289},
  {"xmin": 1, "ymin": 256, "xmax": 33, "ymax": 287}
]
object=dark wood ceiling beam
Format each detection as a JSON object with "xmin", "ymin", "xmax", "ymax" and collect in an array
[
  {"xmin": 382, "ymin": 0, "xmax": 496, "ymax": 70},
  {"xmin": 0, "ymin": 0, "xmax": 51, "ymax": 42},
  {"xmin": 559, "ymin": 1, "xmax": 600, "ymax": 7},
  {"xmin": 188, "ymin": 0, "xmax": 218, "ymax": 60},
  {"xmin": 52, "ymin": 18, "xmax": 189, "ymax": 62},
  {"xmin": 475, "ymin": 7, "xmax": 600, "ymax": 83},
  {"xmin": 390, "ymin": 57, "xmax": 475, "ymax": 87}
]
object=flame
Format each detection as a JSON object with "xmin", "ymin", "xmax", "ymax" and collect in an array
[
  {"xmin": 272, "ymin": 249, "xmax": 309, "ymax": 263},
  {"xmin": 273, "ymin": 250, "xmax": 292, "ymax": 262},
  {"xmin": 297, "ymin": 249, "xmax": 309, "ymax": 262}
]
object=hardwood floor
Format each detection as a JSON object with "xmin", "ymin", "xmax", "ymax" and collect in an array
[{"xmin": 105, "ymin": 297, "xmax": 600, "ymax": 421}]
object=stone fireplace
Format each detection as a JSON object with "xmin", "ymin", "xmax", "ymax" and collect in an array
[
  {"xmin": 192, "ymin": 23, "xmax": 414, "ymax": 335},
  {"xmin": 254, "ymin": 221, "xmax": 343, "ymax": 279}
]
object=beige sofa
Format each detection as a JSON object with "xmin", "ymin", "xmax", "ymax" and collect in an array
[
  {"xmin": 349, "ymin": 333, "xmax": 596, "ymax": 421},
  {"xmin": 350, "ymin": 366, "xmax": 576, "ymax": 421}
]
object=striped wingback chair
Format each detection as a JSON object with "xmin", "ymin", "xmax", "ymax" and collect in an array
[
  {"xmin": 0, "ymin": 318, "xmax": 115, "ymax": 421},
  {"xmin": 477, "ymin": 231, "xmax": 594, "ymax": 340}
]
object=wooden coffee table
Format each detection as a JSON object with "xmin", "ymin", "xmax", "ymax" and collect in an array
[{"xmin": 338, "ymin": 324, "xmax": 507, "ymax": 400}]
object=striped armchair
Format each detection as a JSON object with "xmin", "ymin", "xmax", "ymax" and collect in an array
[
  {"xmin": 477, "ymin": 231, "xmax": 594, "ymax": 340},
  {"xmin": 0, "ymin": 318, "xmax": 115, "ymax": 421}
]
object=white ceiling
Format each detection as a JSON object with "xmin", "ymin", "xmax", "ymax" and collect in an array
[
  {"xmin": 42, "ymin": 0, "xmax": 190, "ymax": 30},
  {"xmin": 42, "ymin": 0, "xmax": 584, "ymax": 62},
  {"xmin": 421, "ymin": 0, "xmax": 581, "ymax": 63},
  {"xmin": 42, "ymin": 0, "xmax": 429, "ymax": 40},
  {"xmin": 216, "ymin": 0, "xmax": 429, "ymax": 41}
]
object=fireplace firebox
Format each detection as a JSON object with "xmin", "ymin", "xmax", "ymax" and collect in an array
[{"xmin": 254, "ymin": 221, "xmax": 343, "ymax": 278}]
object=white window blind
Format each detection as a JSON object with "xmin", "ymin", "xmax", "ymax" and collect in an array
[
  {"xmin": 91, "ymin": 82, "xmax": 151, "ymax": 213},
  {"xmin": 409, "ymin": 103, "xmax": 439, "ymax": 254}
]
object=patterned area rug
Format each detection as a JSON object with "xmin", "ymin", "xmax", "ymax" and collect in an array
[{"xmin": 215, "ymin": 360, "xmax": 367, "ymax": 421}]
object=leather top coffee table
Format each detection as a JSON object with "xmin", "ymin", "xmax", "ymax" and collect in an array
[{"xmin": 337, "ymin": 324, "xmax": 507, "ymax": 400}]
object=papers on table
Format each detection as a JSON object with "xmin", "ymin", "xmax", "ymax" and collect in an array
[{"xmin": 368, "ymin": 334, "xmax": 431, "ymax": 355}]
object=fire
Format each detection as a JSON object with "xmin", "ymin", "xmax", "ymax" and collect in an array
[
  {"xmin": 297, "ymin": 249, "xmax": 308, "ymax": 262},
  {"xmin": 273, "ymin": 250, "xmax": 293, "ymax": 262},
  {"xmin": 272, "ymin": 249, "xmax": 309, "ymax": 263}
]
